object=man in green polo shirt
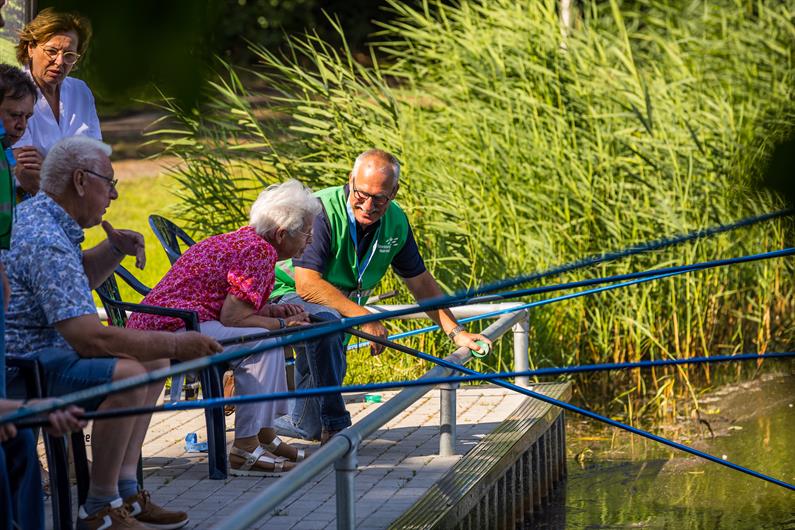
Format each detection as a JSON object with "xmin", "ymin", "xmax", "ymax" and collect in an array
[{"xmin": 273, "ymin": 149, "xmax": 489, "ymax": 443}]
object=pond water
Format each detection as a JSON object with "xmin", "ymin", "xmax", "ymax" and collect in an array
[{"xmin": 529, "ymin": 374, "xmax": 794, "ymax": 529}]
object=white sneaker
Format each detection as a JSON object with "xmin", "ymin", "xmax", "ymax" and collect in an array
[{"xmin": 273, "ymin": 414, "xmax": 310, "ymax": 439}]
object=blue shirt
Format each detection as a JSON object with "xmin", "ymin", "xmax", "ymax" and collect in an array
[
  {"xmin": 3, "ymin": 194, "xmax": 97, "ymax": 356},
  {"xmin": 294, "ymin": 185, "xmax": 427, "ymax": 279}
]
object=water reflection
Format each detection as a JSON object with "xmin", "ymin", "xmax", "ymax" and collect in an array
[{"xmin": 527, "ymin": 376, "xmax": 794, "ymax": 529}]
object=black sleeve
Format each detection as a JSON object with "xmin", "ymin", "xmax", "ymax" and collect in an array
[
  {"xmin": 392, "ymin": 224, "xmax": 427, "ymax": 278},
  {"xmin": 293, "ymin": 209, "xmax": 331, "ymax": 273}
]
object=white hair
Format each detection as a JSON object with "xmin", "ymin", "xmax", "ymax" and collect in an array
[
  {"xmin": 249, "ymin": 179, "xmax": 321, "ymax": 237},
  {"xmin": 352, "ymin": 149, "xmax": 401, "ymax": 185},
  {"xmin": 40, "ymin": 136, "xmax": 113, "ymax": 196}
]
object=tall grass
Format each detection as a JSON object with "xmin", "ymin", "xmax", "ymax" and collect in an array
[{"xmin": 149, "ymin": 0, "xmax": 795, "ymax": 423}]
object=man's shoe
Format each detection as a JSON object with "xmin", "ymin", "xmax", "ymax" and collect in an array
[
  {"xmin": 77, "ymin": 498, "xmax": 148, "ymax": 529},
  {"xmin": 273, "ymin": 414, "xmax": 312, "ymax": 440},
  {"xmin": 124, "ymin": 490, "xmax": 189, "ymax": 530}
]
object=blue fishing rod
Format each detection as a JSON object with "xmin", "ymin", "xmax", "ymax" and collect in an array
[
  {"xmin": 12, "ymin": 317, "xmax": 795, "ymax": 491},
  {"xmin": 12, "ymin": 352, "xmax": 795, "ymax": 426},
  {"xmin": 347, "ymin": 326, "xmax": 795, "ymax": 491},
  {"xmin": 2, "ymin": 246, "xmax": 793, "ymax": 425}
]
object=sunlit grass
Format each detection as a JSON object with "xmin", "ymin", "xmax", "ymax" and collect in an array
[{"xmin": 83, "ymin": 174, "xmax": 183, "ymax": 303}]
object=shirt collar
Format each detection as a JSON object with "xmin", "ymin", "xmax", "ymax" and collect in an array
[{"xmin": 37, "ymin": 193, "xmax": 85, "ymax": 246}]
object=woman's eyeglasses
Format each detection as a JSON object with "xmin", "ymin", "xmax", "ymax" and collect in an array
[{"xmin": 40, "ymin": 46, "xmax": 81, "ymax": 65}]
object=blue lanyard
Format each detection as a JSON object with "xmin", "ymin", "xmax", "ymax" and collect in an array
[{"xmin": 346, "ymin": 200, "xmax": 381, "ymax": 299}]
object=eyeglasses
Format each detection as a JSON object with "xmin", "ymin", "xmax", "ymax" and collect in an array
[
  {"xmin": 83, "ymin": 168, "xmax": 118, "ymax": 191},
  {"xmin": 351, "ymin": 178, "xmax": 394, "ymax": 208},
  {"xmin": 39, "ymin": 46, "xmax": 81, "ymax": 65}
]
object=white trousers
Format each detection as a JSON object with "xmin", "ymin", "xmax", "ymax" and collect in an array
[{"xmin": 199, "ymin": 321, "xmax": 288, "ymax": 439}]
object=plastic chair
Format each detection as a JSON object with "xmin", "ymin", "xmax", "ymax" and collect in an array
[
  {"xmin": 6, "ymin": 354, "xmax": 86, "ymax": 530},
  {"xmin": 96, "ymin": 265, "xmax": 228, "ymax": 480},
  {"xmin": 148, "ymin": 214, "xmax": 196, "ymax": 265}
]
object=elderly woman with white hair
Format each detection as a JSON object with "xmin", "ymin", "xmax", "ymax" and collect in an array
[{"xmin": 127, "ymin": 180, "xmax": 321, "ymax": 476}]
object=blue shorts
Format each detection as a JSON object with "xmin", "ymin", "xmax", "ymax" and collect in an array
[{"xmin": 36, "ymin": 348, "xmax": 117, "ymax": 412}]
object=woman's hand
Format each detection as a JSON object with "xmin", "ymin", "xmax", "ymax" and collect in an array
[
  {"xmin": 284, "ymin": 311, "xmax": 310, "ymax": 327},
  {"xmin": 13, "ymin": 147, "xmax": 43, "ymax": 195},
  {"xmin": 14, "ymin": 147, "xmax": 43, "ymax": 172},
  {"xmin": 258, "ymin": 303, "xmax": 305, "ymax": 318}
]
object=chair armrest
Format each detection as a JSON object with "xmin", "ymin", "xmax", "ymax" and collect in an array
[{"xmin": 95, "ymin": 293, "xmax": 200, "ymax": 331}]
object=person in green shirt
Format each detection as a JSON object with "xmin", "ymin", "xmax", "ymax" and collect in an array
[{"xmin": 273, "ymin": 149, "xmax": 489, "ymax": 443}]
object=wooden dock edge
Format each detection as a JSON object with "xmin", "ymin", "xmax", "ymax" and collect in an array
[{"xmin": 389, "ymin": 381, "xmax": 572, "ymax": 530}]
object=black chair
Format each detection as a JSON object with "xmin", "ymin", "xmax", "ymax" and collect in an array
[
  {"xmin": 148, "ymin": 215, "xmax": 196, "ymax": 266},
  {"xmin": 6, "ymin": 354, "xmax": 86, "ymax": 530},
  {"xmin": 96, "ymin": 266, "xmax": 228, "ymax": 480},
  {"xmin": 147, "ymin": 214, "xmax": 297, "ymax": 372}
]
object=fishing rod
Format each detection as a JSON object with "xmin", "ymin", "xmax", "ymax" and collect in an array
[
  {"xmin": 12, "ymin": 349, "xmax": 794, "ymax": 426},
  {"xmin": 345, "ymin": 327, "xmax": 795, "ymax": 491},
  {"xmin": 2, "ymin": 246, "xmax": 793, "ymax": 426}
]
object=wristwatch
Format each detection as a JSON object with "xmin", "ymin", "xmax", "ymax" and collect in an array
[
  {"xmin": 447, "ymin": 325, "xmax": 465, "ymax": 340},
  {"xmin": 277, "ymin": 318, "xmax": 286, "ymax": 329}
]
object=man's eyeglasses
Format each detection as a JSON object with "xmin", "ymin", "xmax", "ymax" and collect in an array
[
  {"xmin": 351, "ymin": 178, "xmax": 394, "ymax": 208},
  {"xmin": 83, "ymin": 168, "xmax": 118, "ymax": 191},
  {"xmin": 40, "ymin": 46, "xmax": 81, "ymax": 66}
]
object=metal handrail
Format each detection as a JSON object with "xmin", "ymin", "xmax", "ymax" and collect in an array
[{"xmin": 216, "ymin": 309, "xmax": 527, "ymax": 530}]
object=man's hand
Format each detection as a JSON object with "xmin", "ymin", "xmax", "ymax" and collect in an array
[
  {"xmin": 452, "ymin": 330, "xmax": 491, "ymax": 353},
  {"xmin": 101, "ymin": 221, "xmax": 146, "ymax": 269},
  {"xmin": 38, "ymin": 403, "xmax": 86, "ymax": 437},
  {"xmin": 13, "ymin": 147, "xmax": 43, "ymax": 195},
  {"xmin": 361, "ymin": 321, "xmax": 388, "ymax": 356},
  {"xmin": 0, "ymin": 422, "xmax": 16, "ymax": 442},
  {"xmin": 259, "ymin": 303, "xmax": 305, "ymax": 318},
  {"xmin": 174, "ymin": 332, "xmax": 223, "ymax": 361}
]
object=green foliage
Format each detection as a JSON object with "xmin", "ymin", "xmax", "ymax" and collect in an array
[
  {"xmin": 83, "ymin": 174, "xmax": 182, "ymax": 304},
  {"xmin": 149, "ymin": 0, "xmax": 795, "ymax": 422}
]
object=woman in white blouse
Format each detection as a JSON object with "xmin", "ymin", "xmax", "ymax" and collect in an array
[{"xmin": 13, "ymin": 8, "xmax": 100, "ymax": 196}]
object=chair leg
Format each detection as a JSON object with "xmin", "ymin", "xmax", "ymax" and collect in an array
[
  {"xmin": 44, "ymin": 432, "xmax": 74, "ymax": 530},
  {"xmin": 199, "ymin": 367, "xmax": 228, "ymax": 479},
  {"xmin": 72, "ymin": 430, "xmax": 90, "ymax": 506},
  {"xmin": 137, "ymin": 454, "xmax": 145, "ymax": 491},
  {"xmin": 169, "ymin": 375, "xmax": 184, "ymax": 402}
]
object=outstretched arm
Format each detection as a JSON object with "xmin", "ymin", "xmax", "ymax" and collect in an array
[{"xmin": 402, "ymin": 271, "xmax": 491, "ymax": 352}]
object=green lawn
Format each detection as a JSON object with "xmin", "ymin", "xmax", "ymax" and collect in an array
[
  {"xmin": 84, "ymin": 174, "xmax": 184, "ymax": 303},
  {"xmin": 0, "ymin": 37, "xmax": 16, "ymax": 65}
]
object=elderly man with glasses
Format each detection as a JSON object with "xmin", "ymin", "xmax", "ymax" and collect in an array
[
  {"xmin": 3, "ymin": 136, "xmax": 222, "ymax": 529},
  {"xmin": 271, "ymin": 148, "xmax": 489, "ymax": 444}
]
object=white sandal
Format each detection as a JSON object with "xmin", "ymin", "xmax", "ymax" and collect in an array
[
  {"xmin": 229, "ymin": 445, "xmax": 288, "ymax": 477},
  {"xmin": 264, "ymin": 435, "xmax": 306, "ymax": 462}
]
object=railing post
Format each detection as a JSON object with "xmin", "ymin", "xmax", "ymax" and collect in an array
[
  {"xmin": 513, "ymin": 311, "xmax": 530, "ymax": 386},
  {"xmin": 439, "ymin": 381, "xmax": 458, "ymax": 456},
  {"xmin": 335, "ymin": 439, "xmax": 358, "ymax": 529}
]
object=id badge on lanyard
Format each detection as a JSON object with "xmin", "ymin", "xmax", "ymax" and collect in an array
[{"xmin": 346, "ymin": 201, "xmax": 380, "ymax": 304}]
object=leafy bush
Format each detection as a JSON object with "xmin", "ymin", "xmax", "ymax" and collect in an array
[{"xmin": 150, "ymin": 0, "xmax": 795, "ymax": 421}]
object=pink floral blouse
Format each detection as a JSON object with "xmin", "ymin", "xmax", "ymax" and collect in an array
[{"xmin": 126, "ymin": 226, "xmax": 277, "ymax": 331}]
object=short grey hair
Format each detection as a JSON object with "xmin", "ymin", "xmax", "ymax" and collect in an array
[
  {"xmin": 249, "ymin": 179, "xmax": 321, "ymax": 237},
  {"xmin": 40, "ymin": 136, "xmax": 113, "ymax": 196},
  {"xmin": 351, "ymin": 149, "xmax": 401, "ymax": 185}
]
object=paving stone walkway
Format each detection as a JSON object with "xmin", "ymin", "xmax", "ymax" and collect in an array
[{"xmin": 46, "ymin": 386, "xmax": 527, "ymax": 529}]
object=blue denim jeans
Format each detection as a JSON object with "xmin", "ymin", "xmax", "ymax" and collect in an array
[
  {"xmin": 0, "ymin": 429, "xmax": 45, "ymax": 530},
  {"xmin": 278, "ymin": 293, "xmax": 350, "ymax": 439}
]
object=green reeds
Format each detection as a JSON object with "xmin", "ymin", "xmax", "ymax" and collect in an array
[{"xmin": 149, "ymin": 0, "xmax": 795, "ymax": 422}]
